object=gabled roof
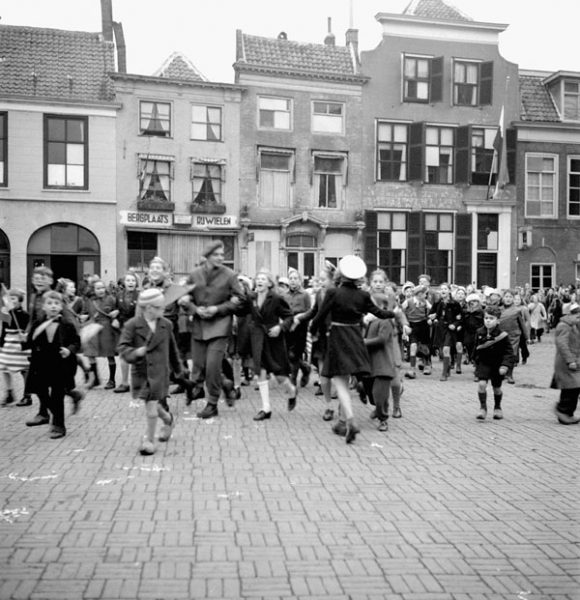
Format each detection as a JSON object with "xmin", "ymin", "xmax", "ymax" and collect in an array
[
  {"xmin": 234, "ymin": 31, "xmax": 368, "ymax": 84},
  {"xmin": 402, "ymin": 0, "xmax": 472, "ymax": 22},
  {"xmin": 0, "ymin": 24, "xmax": 115, "ymax": 103},
  {"xmin": 153, "ymin": 52, "xmax": 207, "ymax": 82},
  {"xmin": 519, "ymin": 74, "xmax": 561, "ymax": 122}
]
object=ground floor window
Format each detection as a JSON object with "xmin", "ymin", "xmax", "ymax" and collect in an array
[
  {"xmin": 531, "ymin": 263, "xmax": 554, "ymax": 291},
  {"xmin": 127, "ymin": 231, "xmax": 157, "ymax": 273}
]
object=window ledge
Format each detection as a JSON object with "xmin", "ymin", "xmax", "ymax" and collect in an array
[
  {"xmin": 137, "ymin": 200, "xmax": 175, "ymax": 212},
  {"xmin": 190, "ymin": 203, "xmax": 226, "ymax": 214}
]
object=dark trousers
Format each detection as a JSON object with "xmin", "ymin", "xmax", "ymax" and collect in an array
[
  {"xmin": 39, "ymin": 385, "xmax": 65, "ymax": 428},
  {"xmin": 372, "ymin": 376, "xmax": 393, "ymax": 421},
  {"xmin": 557, "ymin": 388, "xmax": 580, "ymax": 417},
  {"xmin": 191, "ymin": 336, "xmax": 229, "ymax": 404}
]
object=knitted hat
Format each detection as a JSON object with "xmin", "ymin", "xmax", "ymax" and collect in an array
[
  {"xmin": 202, "ymin": 240, "xmax": 224, "ymax": 258},
  {"xmin": 138, "ymin": 288, "xmax": 164, "ymax": 307}
]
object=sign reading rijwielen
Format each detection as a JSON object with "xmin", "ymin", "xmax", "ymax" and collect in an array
[{"xmin": 120, "ymin": 211, "xmax": 238, "ymax": 229}]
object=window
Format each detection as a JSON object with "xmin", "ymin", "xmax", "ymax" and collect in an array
[
  {"xmin": 377, "ymin": 212, "xmax": 407, "ymax": 284},
  {"xmin": 191, "ymin": 105, "xmax": 222, "ymax": 141},
  {"xmin": 424, "ymin": 213, "xmax": 453, "ymax": 284},
  {"xmin": 138, "ymin": 156, "xmax": 173, "ymax": 204},
  {"xmin": 453, "ymin": 60, "xmax": 493, "ymax": 106},
  {"xmin": 44, "ymin": 115, "xmax": 88, "ymax": 189},
  {"xmin": 258, "ymin": 97, "xmax": 291, "ymax": 130},
  {"xmin": 313, "ymin": 154, "xmax": 346, "ymax": 208},
  {"xmin": 525, "ymin": 154, "xmax": 557, "ymax": 218},
  {"xmin": 564, "ymin": 81, "xmax": 580, "ymax": 120},
  {"xmin": 258, "ymin": 149, "xmax": 293, "ymax": 208},
  {"xmin": 471, "ymin": 128, "xmax": 497, "ymax": 185},
  {"xmin": 0, "ymin": 112, "xmax": 6, "ymax": 187},
  {"xmin": 531, "ymin": 264, "xmax": 554, "ymax": 291},
  {"xmin": 425, "ymin": 126, "xmax": 454, "ymax": 184},
  {"xmin": 477, "ymin": 214, "xmax": 498, "ymax": 251},
  {"xmin": 139, "ymin": 101, "xmax": 171, "ymax": 137},
  {"xmin": 377, "ymin": 122, "xmax": 408, "ymax": 181},
  {"xmin": 312, "ymin": 102, "xmax": 344, "ymax": 134},
  {"xmin": 403, "ymin": 55, "xmax": 443, "ymax": 103},
  {"xmin": 192, "ymin": 162, "xmax": 223, "ymax": 207},
  {"xmin": 127, "ymin": 231, "xmax": 157, "ymax": 272},
  {"xmin": 569, "ymin": 157, "xmax": 580, "ymax": 217}
]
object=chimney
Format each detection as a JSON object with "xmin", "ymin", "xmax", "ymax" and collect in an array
[
  {"xmin": 112, "ymin": 21, "xmax": 126, "ymax": 73},
  {"xmin": 324, "ymin": 17, "xmax": 335, "ymax": 46},
  {"xmin": 345, "ymin": 28, "xmax": 359, "ymax": 67},
  {"xmin": 100, "ymin": 0, "xmax": 114, "ymax": 42}
]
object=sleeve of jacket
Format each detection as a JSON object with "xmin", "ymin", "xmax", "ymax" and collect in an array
[
  {"xmin": 117, "ymin": 318, "xmax": 141, "ymax": 364},
  {"xmin": 168, "ymin": 326, "xmax": 182, "ymax": 375},
  {"xmin": 62, "ymin": 320, "xmax": 80, "ymax": 355},
  {"xmin": 310, "ymin": 288, "xmax": 336, "ymax": 335},
  {"xmin": 365, "ymin": 320, "xmax": 392, "ymax": 348},
  {"xmin": 277, "ymin": 296, "xmax": 295, "ymax": 332},
  {"xmin": 500, "ymin": 332, "xmax": 516, "ymax": 367},
  {"xmin": 555, "ymin": 322, "xmax": 576, "ymax": 365},
  {"xmin": 215, "ymin": 274, "xmax": 245, "ymax": 317}
]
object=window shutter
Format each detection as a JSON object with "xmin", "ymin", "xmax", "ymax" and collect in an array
[
  {"xmin": 506, "ymin": 127, "xmax": 517, "ymax": 184},
  {"xmin": 454, "ymin": 125, "xmax": 471, "ymax": 184},
  {"xmin": 407, "ymin": 211, "xmax": 423, "ymax": 282},
  {"xmin": 455, "ymin": 213, "xmax": 472, "ymax": 285},
  {"xmin": 408, "ymin": 122, "xmax": 425, "ymax": 181},
  {"xmin": 364, "ymin": 211, "xmax": 378, "ymax": 274},
  {"xmin": 479, "ymin": 62, "xmax": 494, "ymax": 105},
  {"xmin": 430, "ymin": 57, "xmax": 444, "ymax": 103}
]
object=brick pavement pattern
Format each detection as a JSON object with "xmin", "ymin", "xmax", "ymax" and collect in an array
[{"xmin": 0, "ymin": 333, "xmax": 579, "ymax": 600}]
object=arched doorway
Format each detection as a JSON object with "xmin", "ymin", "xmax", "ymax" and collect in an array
[
  {"xmin": 27, "ymin": 223, "xmax": 100, "ymax": 285},
  {"xmin": 0, "ymin": 229, "xmax": 9, "ymax": 287}
]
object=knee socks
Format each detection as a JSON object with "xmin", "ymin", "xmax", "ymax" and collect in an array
[
  {"xmin": 478, "ymin": 391, "xmax": 487, "ymax": 409},
  {"xmin": 258, "ymin": 380, "xmax": 271, "ymax": 413}
]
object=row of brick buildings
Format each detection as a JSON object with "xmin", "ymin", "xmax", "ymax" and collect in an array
[{"xmin": 1, "ymin": 0, "xmax": 579, "ymax": 292}]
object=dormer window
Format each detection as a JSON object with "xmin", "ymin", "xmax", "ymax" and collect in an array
[{"xmin": 564, "ymin": 81, "xmax": 580, "ymax": 120}]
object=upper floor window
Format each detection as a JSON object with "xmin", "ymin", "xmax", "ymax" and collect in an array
[
  {"xmin": 568, "ymin": 156, "xmax": 580, "ymax": 217},
  {"xmin": 138, "ymin": 155, "xmax": 174, "ymax": 205},
  {"xmin": 44, "ymin": 115, "xmax": 88, "ymax": 189},
  {"xmin": 525, "ymin": 153, "xmax": 557, "ymax": 218},
  {"xmin": 192, "ymin": 161, "xmax": 224, "ymax": 208},
  {"xmin": 377, "ymin": 122, "xmax": 408, "ymax": 182},
  {"xmin": 471, "ymin": 127, "xmax": 497, "ymax": 185},
  {"xmin": 258, "ymin": 148, "xmax": 294, "ymax": 208},
  {"xmin": 312, "ymin": 152, "xmax": 347, "ymax": 209},
  {"xmin": 403, "ymin": 54, "xmax": 443, "ymax": 103},
  {"xmin": 191, "ymin": 105, "xmax": 222, "ymax": 141},
  {"xmin": 425, "ymin": 126, "xmax": 454, "ymax": 184},
  {"xmin": 564, "ymin": 81, "xmax": 580, "ymax": 120},
  {"xmin": 258, "ymin": 97, "xmax": 291, "ymax": 130},
  {"xmin": 140, "ymin": 101, "xmax": 171, "ymax": 137},
  {"xmin": 312, "ymin": 101, "xmax": 344, "ymax": 134},
  {"xmin": 0, "ymin": 112, "xmax": 6, "ymax": 187},
  {"xmin": 453, "ymin": 60, "xmax": 493, "ymax": 106}
]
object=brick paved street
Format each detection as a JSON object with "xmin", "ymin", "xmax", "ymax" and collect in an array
[{"xmin": 0, "ymin": 333, "xmax": 579, "ymax": 600}]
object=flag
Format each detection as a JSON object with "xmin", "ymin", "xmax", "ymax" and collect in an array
[{"xmin": 491, "ymin": 106, "xmax": 509, "ymax": 200}]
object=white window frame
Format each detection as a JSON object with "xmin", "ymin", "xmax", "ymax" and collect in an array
[
  {"xmin": 563, "ymin": 80, "xmax": 580, "ymax": 121},
  {"xmin": 402, "ymin": 53, "xmax": 433, "ymax": 103},
  {"xmin": 137, "ymin": 153, "xmax": 175, "ymax": 203},
  {"xmin": 376, "ymin": 121, "xmax": 409, "ymax": 182},
  {"xmin": 311, "ymin": 101, "xmax": 345, "ymax": 135},
  {"xmin": 190, "ymin": 104, "xmax": 223, "ymax": 141},
  {"xmin": 425, "ymin": 125, "xmax": 455, "ymax": 184},
  {"xmin": 311, "ymin": 151, "xmax": 347, "ymax": 209},
  {"xmin": 257, "ymin": 147, "xmax": 294, "ymax": 208},
  {"xmin": 567, "ymin": 155, "xmax": 580, "ymax": 219},
  {"xmin": 452, "ymin": 58, "xmax": 482, "ymax": 107},
  {"xmin": 530, "ymin": 263, "xmax": 555, "ymax": 291},
  {"xmin": 525, "ymin": 153, "xmax": 558, "ymax": 219},
  {"xmin": 139, "ymin": 100, "xmax": 172, "ymax": 137},
  {"xmin": 257, "ymin": 96, "xmax": 292, "ymax": 131},
  {"xmin": 191, "ymin": 159, "xmax": 226, "ymax": 207}
]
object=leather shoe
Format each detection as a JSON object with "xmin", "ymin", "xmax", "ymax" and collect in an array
[
  {"xmin": 332, "ymin": 421, "xmax": 347, "ymax": 436},
  {"xmin": 322, "ymin": 408, "xmax": 334, "ymax": 421},
  {"xmin": 392, "ymin": 407, "xmax": 402, "ymax": 419},
  {"xmin": 104, "ymin": 380, "xmax": 116, "ymax": 390},
  {"xmin": 16, "ymin": 395, "xmax": 33, "ymax": 407},
  {"xmin": 555, "ymin": 405, "xmax": 580, "ymax": 424},
  {"xmin": 287, "ymin": 397, "xmax": 297, "ymax": 412},
  {"xmin": 345, "ymin": 421, "xmax": 360, "ymax": 444},
  {"xmin": 26, "ymin": 414, "xmax": 50, "ymax": 427},
  {"xmin": 253, "ymin": 410, "xmax": 271, "ymax": 421},
  {"xmin": 49, "ymin": 425, "xmax": 66, "ymax": 439},
  {"xmin": 196, "ymin": 404, "xmax": 218, "ymax": 419},
  {"xmin": 113, "ymin": 384, "xmax": 130, "ymax": 394}
]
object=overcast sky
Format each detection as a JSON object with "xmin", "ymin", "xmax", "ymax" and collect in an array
[{"xmin": 1, "ymin": 0, "xmax": 578, "ymax": 82}]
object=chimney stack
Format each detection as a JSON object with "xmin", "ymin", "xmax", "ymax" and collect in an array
[
  {"xmin": 112, "ymin": 21, "xmax": 126, "ymax": 73},
  {"xmin": 324, "ymin": 17, "xmax": 336, "ymax": 46},
  {"xmin": 100, "ymin": 0, "xmax": 114, "ymax": 42}
]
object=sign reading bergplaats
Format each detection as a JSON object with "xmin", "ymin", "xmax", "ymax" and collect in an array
[{"xmin": 120, "ymin": 211, "xmax": 238, "ymax": 229}]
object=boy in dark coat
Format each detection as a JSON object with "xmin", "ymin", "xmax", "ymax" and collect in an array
[
  {"xmin": 473, "ymin": 305, "xmax": 515, "ymax": 421},
  {"xmin": 118, "ymin": 288, "xmax": 183, "ymax": 456},
  {"xmin": 25, "ymin": 291, "xmax": 80, "ymax": 439}
]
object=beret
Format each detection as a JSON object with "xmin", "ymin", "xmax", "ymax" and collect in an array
[{"xmin": 202, "ymin": 240, "xmax": 224, "ymax": 258}]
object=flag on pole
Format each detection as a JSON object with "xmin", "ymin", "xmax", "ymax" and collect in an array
[{"xmin": 491, "ymin": 105, "xmax": 509, "ymax": 199}]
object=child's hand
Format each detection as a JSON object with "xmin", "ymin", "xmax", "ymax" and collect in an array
[
  {"xmin": 268, "ymin": 325, "xmax": 281, "ymax": 338},
  {"xmin": 59, "ymin": 347, "xmax": 71, "ymax": 358},
  {"xmin": 135, "ymin": 346, "xmax": 147, "ymax": 357},
  {"xmin": 499, "ymin": 366, "xmax": 508, "ymax": 376},
  {"xmin": 568, "ymin": 361, "xmax": 578, "ymax": 371}
]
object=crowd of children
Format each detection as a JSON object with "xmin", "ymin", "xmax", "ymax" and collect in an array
[{"xmin": 1, "ymin": 254, "xmax": 579, "ymax": 453}]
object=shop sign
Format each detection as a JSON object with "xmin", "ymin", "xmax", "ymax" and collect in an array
[
  {"xmin": 120, "ymin": 210, "xmax": 172, "ymax": 227},
  {"xmin": 193, "ymin": 214, "xmax": 238, "ymax": 229}
]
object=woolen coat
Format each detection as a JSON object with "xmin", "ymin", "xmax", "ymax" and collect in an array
[
  {"xmin": 364, "ymin": 317, "xmax": 401, "ymax": 378},
  {"xmin": 117, "ymin": 315, "xmax": 181, "ymax": 401},
  {"xmin": 552, "ymin": 314, "xmax": 580, "ymax": 390},
  {"xmin": 246, "ymin": 290, "xmax": 293, "ymax": 376},
  {"xmin": 83, "ymin": 295, "xmax": 119, "ymax": 357},
  {"xmin": 185, "ymin": 264, "xmax": 244, "ymax": 341}
]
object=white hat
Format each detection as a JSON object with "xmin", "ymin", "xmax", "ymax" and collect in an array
[
  {"xmin": 138, "ymin": 288, "xmax": 164, "ymax": 307},
  {"xmin": 484, "ymin": 287, "xmax": 500, "ymax": 297},
  {"xmin": 338, "ymin": 255, "xmax": 367, "ymax": 280},
  {"xmin": 466, "ymin": 293, "xmax": 481, "ymax": 303}
]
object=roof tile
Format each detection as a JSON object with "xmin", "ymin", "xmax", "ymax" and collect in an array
[
  {"xmin": 0, "ymin": 24, "xmax": 115, "ymax": 103},
  {"xmin": 519, "ymin": 75, "xmax": 560, "ymax": 122},
  {"xmin": 403, "ymin": 0, "xmax": 472, "ymax": 22},
  {"xmin": 154, "ymin": 52, "xmax": 206, "ymax": 82}
]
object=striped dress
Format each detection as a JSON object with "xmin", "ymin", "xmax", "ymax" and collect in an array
[{"xmin": 0, "ymin": 308, "xmax": 31, "ymax": 372}]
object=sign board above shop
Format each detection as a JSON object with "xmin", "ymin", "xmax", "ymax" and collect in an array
[{"xmin": 120, "ymin": 211, "xmax": 238, "ymax": 229}]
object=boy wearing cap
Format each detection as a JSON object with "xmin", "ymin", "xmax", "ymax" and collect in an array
[
  {"xmin": 402, "ymin": 285, "xmax": 432, "ymax": 378},
  {"xmin": 463, "ymin": 293, "xmax": 484, "ymax": 373},
  {"xmin": 118, "ymin": 288, "xmax": 183, "ymax": 455}
]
